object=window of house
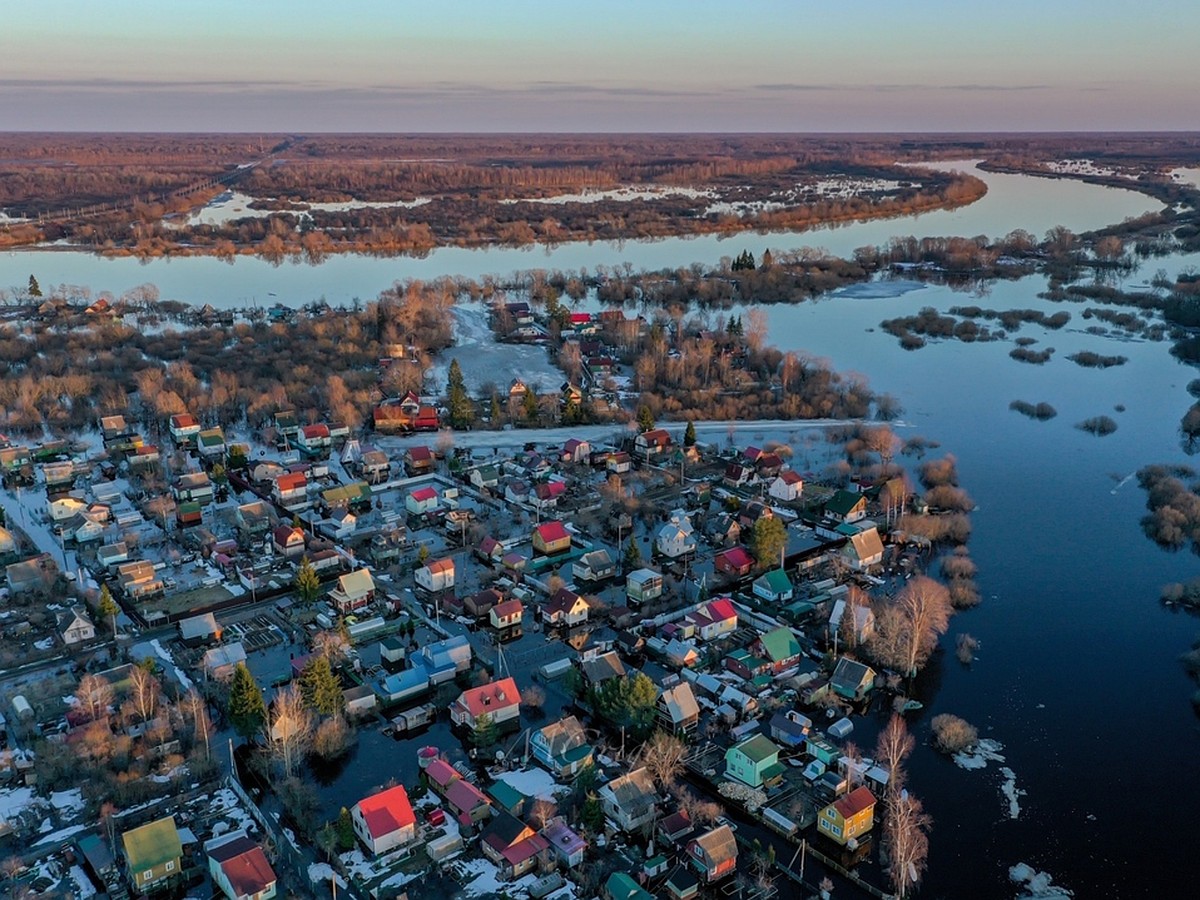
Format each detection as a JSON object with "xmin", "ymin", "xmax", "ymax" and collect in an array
[
  {"xmin": 165, "ymin": 861, "xmax": 175, "ymax": 872},
  {"xmin": 142, "ymin": 870, "xmax": 153, "ymax": 881}
]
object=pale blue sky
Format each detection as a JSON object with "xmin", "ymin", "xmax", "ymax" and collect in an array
[{"xmin": 1, "ymin": 1, "xmax": 1195, "ymax": 131}]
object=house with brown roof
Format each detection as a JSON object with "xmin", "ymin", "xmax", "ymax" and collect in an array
[
  {"xmin": 634, "ymin": 428, "xmax": 671, "ymax": 460},
  {"xmin": 404, "ymin": 446, "xmax": 435, "ymax": 476},
  {"xmin": 465, "ymin": 587, "xmax": 502, "ymax": 620},
  {"xmin": 480, "ymin": 812, "xmax": 549, "ymax": 880},
  {"xmin": 490, "ymin": 599, "xmax": 523, "ymax": 630},
  {"xmin": 272, "ymin": 525, "xmax": 306, "ymax": 558},
  {"xmin": 445, "ymin": 777, "xmax": 493, "ymax": 828},
  {"xmin": 687, "ymin": 825, "xmax": 738, "ymax": 883},
  {"xmin": 817, "ymin": 786, "xmax": 876, "ymax": 846},
  {"xmin": 768, "ymin": 470, "xmax": 804, "ymax": 502},
  {"xmin": 544, "ymin": 588, "xmax": 589, "ymax": 627}
]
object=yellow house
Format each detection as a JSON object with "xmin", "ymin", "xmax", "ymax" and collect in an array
[
  {"xmin": 122, "ymin": 815, "xmax": 184, "ymax": 892},
  {"xmin": 817, "ymin": 786, "xmax": 876, "ymax": 846}
]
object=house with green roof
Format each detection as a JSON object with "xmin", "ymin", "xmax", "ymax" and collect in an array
[
  {"xmin": 722, "ymin": 648, "xmax": 771, "ymax": 681},
  {"xmin": 752, "ymin": 569, "xmax": 794, "ymax": 604},
  {"xmin": 724, "ymin": 734, "xmax": 785, "ymax": 788},
  {"xmin": 825, "ymin": 489, "xmax": 868, "ymax": 524},
  {"xmin": 753, "ymin": 626, "xmax": 803, "ymax": 672},
  {"xmin": 122, "ymin": 814, "xmax": 183, "ymax": 893},
  {"xmin": 605, "ymin": 871, "xmax": 654, "ymax": 900},
  {"xmin": 486, "ymin": 780, "xmax": 529, "ymax": 817}
]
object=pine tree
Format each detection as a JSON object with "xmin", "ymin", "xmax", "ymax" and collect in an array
[
  {"xmin": 472, "ymin": 713, "xmax": 498, "ymax": 749},
  {"xmin": 227, "ymin": 662, "xmax": 267, "ymax": 740},
  {"xmin": 294, "ymin": 557, "xmax": 320, "ymax": 605},
  {"xmin": 336, "ymin": 808, "xmax": 356, "ymax": 851},
  {"xmin": 447, "ymin": 359, "xmax": 473, "ymax": 429},
  {"xmin": 684, "ymin": 419, "xmax": 697, "ymax": 447},
  {"xmin": 580, "ymin": 793, "xmax": 605, "ymax": 832},
  {"xmin": 624, "ymin": 536, "xmax": 642, "ymax": 570},
  {"xmin": 522, "ymin": 386, "xmax": 539, "ymax": 423},
  {"xmin": 490, "ymin": 393, "xmax": 502, "ymax": 425},
  {"xmin": 301, "ymin": 655, "xmax": 345, "ymax": 716},
  {"xmin": 98, "ymin": 584, "xmax": 119, "ymax": 634},
  {"xmin": 27, "ymin": 275, "xmax": 41, "ymax": 298},
  {"xmin": 637, "ymin": 405, "xmax": 655, "ymax": 434}
]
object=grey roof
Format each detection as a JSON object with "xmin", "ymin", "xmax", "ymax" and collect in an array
[
  {"xmin": 602, "ymin": 768, "xmax": 657, "ymax": 812},
  {"xmin": 658, "ymin": 683, "xmax": 700, "ymax": 724},
  {"xmin": 692, "ymin": 824, "xmax": 738, "ymax": 864}
]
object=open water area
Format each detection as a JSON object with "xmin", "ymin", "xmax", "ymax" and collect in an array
[{"xmin": 3, "ymin": 164, "xmax": 1197, "ymax": 896}]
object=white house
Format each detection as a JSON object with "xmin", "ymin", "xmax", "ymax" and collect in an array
[
  {"xmin": 598, "ymin": 768, "xmax": 658, "ymax": 833},
  {"xmin": 58, "ymin": 607, "xmax": 95, "ymax": 645},
  {"xmin": 450, "ymin": 677, "xmax": 521, "ymax": 731},
  {"xmin": 686, "ymin": 598, "xmax": 738, "ymax": 642},
  {"xmin": 406, "ymin": 487, "xmax": 439, "ymax": 516},
  {"xmin": 768, "ymin": 470, "xmax": 804, "ymax": 503},
  {"xmin": 656, "ymin": 509, "xmax": 697, "ymax": 559},
  {"xmin": 544, "ymin": 588, "xmax": 590, "ymax": 627},
  {"xmin": 351, "ymin": 785, "xmax": 417, "ymax": 855},
  {"xmin": 415, "ymin": 558, "xmax": 455, "ymax": 593}
]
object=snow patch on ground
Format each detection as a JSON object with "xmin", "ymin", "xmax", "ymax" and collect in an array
[
  {"xmin": 149, "ymin": 638, "xmax": 194, "ymax": 690},
  {"xmin": 493, "ymin": 767, "xmax": 567, "ymax": 801},
  {"xmin": 308, "ymin": 862, "xmax": 346, "ymax": 889},
  {"xmin": 50, "ymin": 788, "xmax": 85, "ymax": 815},
  {"xmin": 68, "ymin": 864, "xmax": 98, "ymax": 898},
  {"xmin": 500, "ymin": 186, "xmax": 713, "ymax": 206},
  {"xmin": 34, "ymin": 823, "xmax": 88, "ymax": 846},
  {"xmin": 953, "ymin": 738, "xmax": 1005, "ymax": 770},
  {"xmin": 179, "ymin": 191, "xmax": 431, "ymax": 227},
  {"xmin": 429, "ymin": 306, "xmax": 562, "ymax": 395},
  {"xmin": 1010, "ymin": 862, "xmax": 1073, "ymax": 898}
]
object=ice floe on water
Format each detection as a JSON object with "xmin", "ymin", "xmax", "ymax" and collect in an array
[
  {"xmin": 999, "ymin": 767, "xmax": 1025, "ymax": 819},
  {"xmin": 832, "ymin": 279, "xmax": 927, "ymax": 300},
  {"xmin": 1009, "ymin": 863, "xmax": 1073, "ymax": 898},
  {"xmin": 953, "ymin": 737, "xmax": 1006, "ymax": 771}
]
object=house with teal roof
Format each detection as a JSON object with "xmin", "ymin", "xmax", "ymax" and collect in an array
[
  {"xmin": 752, "ymin": 569, "xmax": 794, "ymax": 603},
  {"xmin": 724, "ymin": 734, "xmax": 785, "ymax": 788},
  {"xmin": 753, "ymin": 626, "xmax": 803, "ymax": 672}
]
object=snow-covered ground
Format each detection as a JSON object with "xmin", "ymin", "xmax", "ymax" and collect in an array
[
  {"xmin": 174, "ymin": 190, "xmax": 431, "ymax": 227},
  {"xmin": 829, "ymin": 279, "xmax": 927, "ymax": 301},
  {"xmin": 1045, "ymin": 159, "xmax": 1137, "ymax": 180},
  {"xmin": 492, "ymin": 767, "xmax": 568, "ymax": 802},
  {"xmin": 1171, "ymin": 167, "xmax": 1200, "ymax": 189},
  {"xmin": 147, "ymin": 639, "xmax": 195, "ymax": 691},
  {"xmin": 500, "ymin": 186, "xmax": 713, "ymax": 206},
  {"xmin": 428, "ymin": 306, "xmax": 564, "ymax": 395}
]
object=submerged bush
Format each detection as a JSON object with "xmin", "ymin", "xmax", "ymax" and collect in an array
[
  {"xmin": 1009, "ymin": 400, "xmax": 1057, "ymax": 420},
  {"xmin": 1076, "ymin": 415, "xmax": 1118, "ymax": 436},
  {"xmin": 1067, "ymin": 351, "xmax": 1128, "ymax": 368},
  {"xmin": 931, "ymin": 714, "xmax": 979, "ymax": 754}
]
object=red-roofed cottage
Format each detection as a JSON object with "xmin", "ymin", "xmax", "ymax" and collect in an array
[{"xmin": 351, "ymin": 785, "xmax": 417, "ymax": 855}]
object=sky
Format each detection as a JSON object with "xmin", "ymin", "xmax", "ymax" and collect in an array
[{"xmin": 2, "ymin": 1, "xmax": 1197, "ymax": 132}]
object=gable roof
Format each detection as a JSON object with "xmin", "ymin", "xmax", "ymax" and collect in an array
[
  {"xmin": 826, "ymin": 489, "xmax": 867, "ymax": 516},
  {"xmin": 757, "ymin": 626, "xmax": 801, "ymax": 663},
  {"xmin": 546, "ymin": 588, "xmax": 585, "ymax": 616},
  {"xmin": 208, "ymin": 836, "xmax": 275, "ymax": 897},
  {"xmin": 703, "ymin": 598, "xmax": 737, "ymax": 623},
  {"xmin": 691, "ymin": 824, "xmax": 738, "ymax": 864},
  {"xmin": 535, "ymin": 715, "xmax": 588, "ymax": 757},
  {"xmin": 831, "ymin": 657, "xmax": 876, "ymax": 691},
  {"xmin": 445, "ymin": 778, "xmax": 491, "ymax": 813},
  {"xmin": 456, "ymin": 677, "xmax": 521, "ymax": 717},
  {"xmin": 602, "ymin": 767, "xmax": 657, "ymax": 811},
  {"xmin": 659, "ymin": 683, "xmax": 700, "ymax": 723},
  {"xmin": 355, "ymin": 785, "xmax": 416, "ymax": 839},
  {"xmin": 336, "ymin": 568, "xmax": 375, "ymax": 598},
  {"xmin": 424, "ymin": 557, "xmax": 455, "ymax": 575},
  {"xmin": 832, "ymin": 785, "xmax": 877, "ymax": 819},
  {"xmin": 756, "ymin": 569, "xmax": 793, "ymax": 594},
  {"xmin": 716, "ymin": 546, "xmax": 753, "ymax": 569},
  {"xmin": 122, "ymin": 815, "xmax": 182, "ymax": 871},
  {"xmin": 535, "ymin": 521, "xmax": 570, "ymax": 544},
  {"xmin": 732, "ymin": 733, "xmax": 780, "ymax": 764}
]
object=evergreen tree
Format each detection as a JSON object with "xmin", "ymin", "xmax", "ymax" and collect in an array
[
  {"xmin": 417, "ymin": 544, "xmax": 430, "ymax": 565},
  {"xmin": 580, "ymin": 793, "xmax": 605, "ymax": 832},
  {"xmin": 27, "ymin": 275, "xmax": 41, "ymax": 298},
  {"xmin": 624, "ymin": 536, "xmax": 642, "ymax": 570},
  {"xmin": 472, "ymin": 713, "xmax": 498, "ymax": 749},
  {"xmin": 752, "ymin": 515, "xmax": 788, "ymax": 569},
  {"xmin": 301, "ymin": 655, "xmax": 345, "ymax": 716},
  {"xmin": 591, "ymin": 672, "xmax": 660, "ymax": 741},
  {"xmin": 522, "ymin": 387, "xmax": 539, "ymax": 423},
  {"xmin": 227, "ymin": 444, "xmax": 248, "ymax": 470},
  {"xmin": 227, "ymin": 662, "xmax": 267, "ymax": 740},
  {"xmin": 447, "ymin": 359, "xmax": 473, "ymax": 429},
  {"xmin": 761, "ymin": 248, "xmax": 774, "ymax": 268},
  {"xmin": 336, "ymin": 808, "xmax": 356, "ymax": 851},
  {"xmin": 637, "ymin": 405, "xmax": 655, "ymax": 434},
  {"xmin": 490, "ymin": 393, "xmax": 502, "ymax": 425},
  {"xmin": 98, "ymin": 584, "xmax": 120, "ymax": 634},
  {"xmin": 684, "ymin": 419, "xmax": 697, "ymax": 448},
  {"xmin": 294, "ymin": 557, "xmax": 321, "ymax": 605}
]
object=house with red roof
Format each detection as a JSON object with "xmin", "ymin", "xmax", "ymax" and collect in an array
[
  {"xmin": 445, "ymin": 777, "xmax": 493, "ymax": 827},
  {"xmin": 206, "ymin": 833, "xmax": 277, "ymax": 900},
  {"xmin": 532, "ymin": 480, "xmax": 568, "ymax": 511},
  {"xmin": 351, "ymin": 784, "xmax": 417, "ymax": 855},
  {"xmin": 561, "ymin": 438, "xmax": 591, "ymax": 464},
  {"xmin": 817, "ymin": 786, "xmax": 877, "ymax": 846},
  {"xmin": 404, "ymin": 446, "xmax": 435, "ymax": 476},
  {"xmin": 714, "ymin": 546, "xmax": 754, "ymax": 578},
  {"xmin": 405, "ymin": 486, "xmax": 439, "ymax": 516},
  {"xmin": 296, "ymin": 424, "xmax": 331, "ymax": 457},
  {"xmin": 273, "ymin": 472, "xmax": 309, "ymax": 511},
  {"xmin": 489, "ymin": 599, "xmax": 523, "ymax": 630},
  {"xmin": 168, "ymin": 413, "xmax": 201, "ymax": 447},
  {"xmin": 424, "ymin": 757, "xmax": 460, "ymax": 795},
  {"xmin": 768, "ymin": 470, "xmax": 804, "ymax": 503},
  {"xmin": 415, "ymin": 557, "xmax": 455, "ymax": 593},
  {"xmin": 686, "ymin": 598, "xmax": 738, "ymax": 642},
  {"xmin": 634, "ymin": 428, "xmax": 671, "ymax": 460},
  {"xmin": 450, "ymin": 677, "xmax": 521, "ymax": 732},
  {"xmin": 532, "ymin": 521, "xmax": 571, "ymax": 555},
  {"xmin": 481, "ymin": 812, "xmax": 550, "ymax": 880}
]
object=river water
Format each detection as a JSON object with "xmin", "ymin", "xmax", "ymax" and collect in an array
[
  {"xmin": 0, "ymin": 161, "xmax": 1160, "ymax": 308},
  {"xmin": 4, "ymin": 165, "xmax": 1196, "ymax": 897}
]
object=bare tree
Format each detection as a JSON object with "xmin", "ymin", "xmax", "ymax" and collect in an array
[
  {"xmin": 267, "ymin": 684, "xmax": 313, "ymax": 778},
  {"xmin": 75, "ymin": 673, "xmax": 114, "ymax": 723},
  {"xmin": 639, "ymin": 731, "xmax": 688, "ymax": 790},
  {"xmin": 183, "ymin": 688, "xmax": 212, "ymax": 760},
  {"xmin": 312, "ymin": 629, "xmax": 350, "ymax": 665},
  {"xmin": 128, "ymin": 665, "xmax": 161, "ymax": 726},
  {"xmin": 884, "ymin": 790, "xmax": 931, "ymax": 898},
  {"xmin": 870, "ymin": 576, "xmax": 952, "ymax": 676},
  {"xmin": 874, "ymin": 715, "xmax": 914, "ymax": 796}
]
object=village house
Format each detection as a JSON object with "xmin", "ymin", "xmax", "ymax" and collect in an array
[
  {"xmin": 599, "ymin": 768, "xmax": 659, "ymax": 833},
  {"xmin": 480, "ymin": 812, "xmax": 549, "ymax": 881},
  {"xmin": 197, "ymin": 427, "xmax": 226, "ymax": 460},
  {"xmin": 530, "ymin": 715, "xmax": 594, "ymax": 779},
  {"xmin": 415, "ymin": 557, "xmax": 455, "ymax": 593},
  {"xmin": 358, "ymin": 449, "xmax": 391, "ymax": 484},
  {"xmin": 532, "ymin": 480, "xmax": 568, "ymax": 511},
  {"xmin": 830, "ymin": 657, "xmax": 877, "ymax": 702},
  {"xmin": 687, "ymin": 824, "xmax": 738, "ymax": 884},
  {"xmin": 657, "ymin": 809, "xmax": 694, "ymax": 847},
  {"xmin": 417, "ymin": 634, "xmax": 473, "ymax": 683},
  {"xmin": 329, "ymin": 569, "xmax": 375, "ymax": 614},
  {"xmin": 445, "ymin": 778, "xmax": 493, "ymax": 827},
  {"xmin": 842, "ymin": 525, "xmax": 885, "ymax": 570},
  {"xmin": 122, "ymin": 815, "xmax": 183, "ymax": 894},
  {"xmin": 450, "ymin": 677, "xmax": 522, "ymax": 731},
  {"xmin": 504, "ymin": 479, "xmax": 530, "ymax": 504},
  {"xmin": 656, "ymin": 509, "xmax": 698, "ymax": 559},
  {"xmin": 817, "ymin": 786, "xmax": 877, "ymax": 846},
  {"xmin": 57, "ymin": 607, "xmax": 95, "ymax": 645},
  {"xmin": 579, "ymin": 649, "xmax": 626, "ymax": 688},
  {"xmin": 272, "ymin": 472, "xmax": 308, "ymax": 511},
  {"xmin": 723, "ymin": 462, "xmax": 752, "ymax": 489},
  {"xmin": 825, "ymin": 489, "xmax": 868, "ymax": 524},
  {"xmin": 605, "ymin": 451, "xmax": 632, "ymax": 475},
  {"xmin": 406, "ymin": 485, "xmax": 439, "ymax": 516},
  {"xmin": 657, "ymin": 682, "xmax": 700, "ymax": 734},
  {"xmin": 561, "ymin": 437, "xmax": 590, "ymax": 463},
  {"xmin": 768, "ymin": 470, "xmax": 804, "ymax": 503},
  {"xmin": 605, "ymin": 873, "xmax": 654, "ymax": 900},
  {"xmin": 769, "ymin": 710, "xmax": 812, "ymax": 748},
  {"xmin": 752, "ymin": 568, "xmax": 794, "ymax": 604},
  {"xmin": 829, "ymin": 598, "xmax": 876, "ymax": 647},
  {"xmin": 490, "ymin": 599, "xmax": 523, "ymax": 630},
  {"xmin": 96, "ymin": 541, "xmax": 129, "ymax": 571},
  {"xmin": 724, "ymin": 734, "xmax": 785, "ymax": 789},
  {"xmin": 714, "ymin": 546, "xmax": 754, "ymax": 578},
  {"xmin": 296, "ymin": 424, "xmax": 332, "ymax": 457},
  {"xmin": 706, "ymin": 514, "xmax": 741, "ymax": 547},
  {"xmin": 469, "ymin": 464, "xmax": 501, "ymax": 490},
  {"xmin": 405, "ymin": 445, "xmax": 435, "ymax": 476},
  {"xmin": 544, "ymin": 588, "xmax": 589, "ymax": 627},
  {"xmin": 686, "ymin": 598, "xmax": 738, "ymax": 641},
  {"xmin": 272, "ymin": 525, "xmax": 307, "ymax": 558},
  {"xmin": 753, "ymin": 626, "xmax": 804, "ymax": 673},
  {"xmin": 532, "ymin": 521, "xmax": 571, "ymax": 555},
  {"xmin": 572, "ymin": 548, "xmax": 616, "ymax": 583},
  {"xmin": 465, "ymin": 587, "xmax": 502, "ymax": 620},
  {"xmin": 206, "ymin": 833, "xmax": 277, "ymax": 900},
  {"xmin": 542, "ymin": 819, "xmax": 588, "ymax": 869},
  {"xmin": 626, "ymin": 568, "xmax": 664, "ymax": 605},
  {"xmin": 168, "ymin": 413, "xmax": 202, "ymax": 447},
  {"xmin": 351, "ymin": 785, "xmax": 417, "ymax": 855},
  {"xmin": 634, "ymin": 428, "xmax": 672, "ymax": 461},
  {"xmin": 175, "ymin": 471, "xmax": 214, "ymax": 505}
]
